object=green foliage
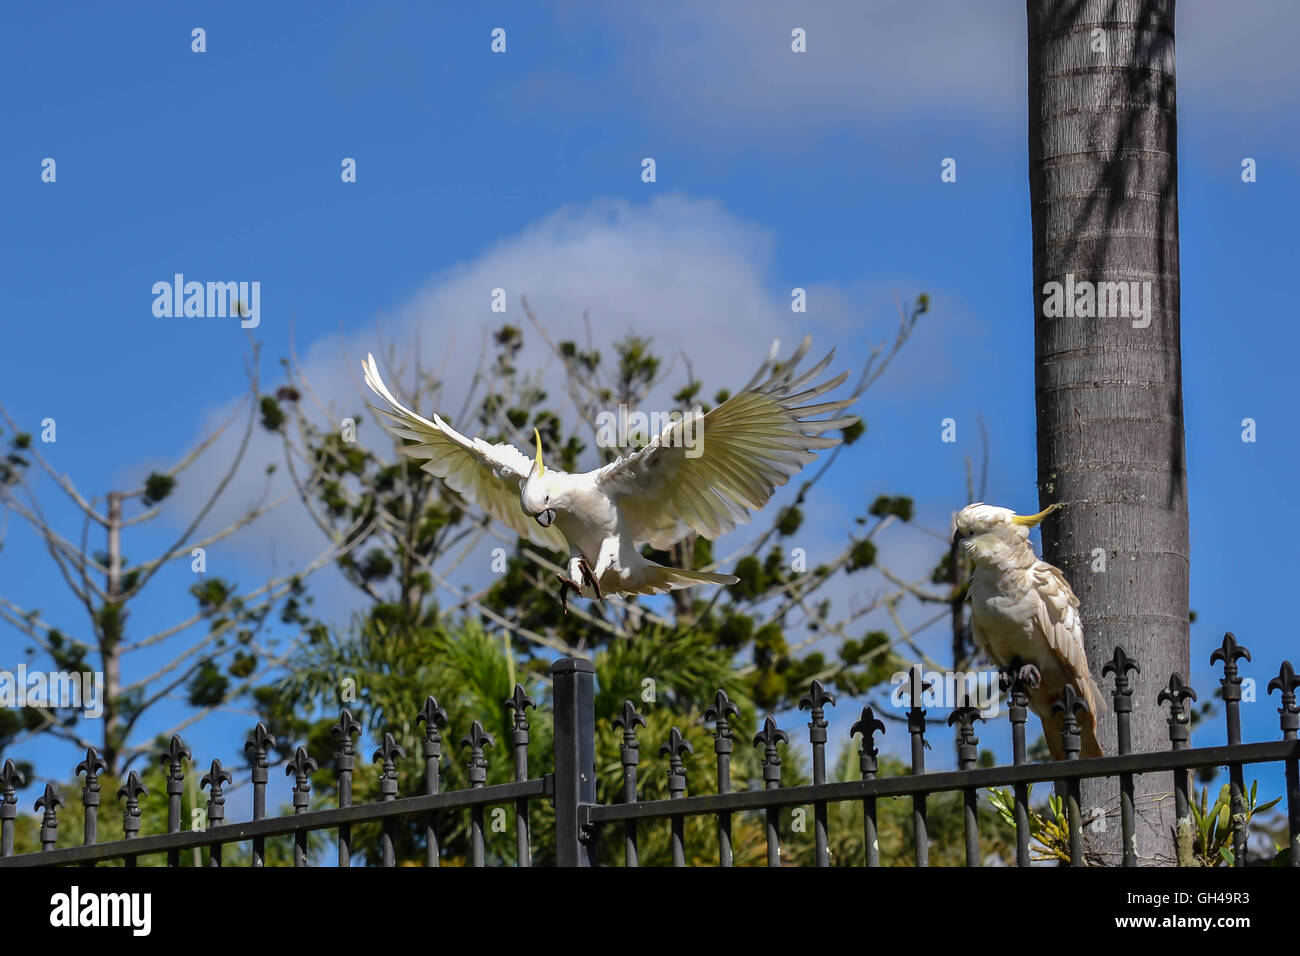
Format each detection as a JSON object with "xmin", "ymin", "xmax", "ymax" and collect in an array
[
  {"xmin": 1183, "ymin": 781, "xmax": 1280, "ymax": 866},
  {"xmin": 869, "ymin": 495, "xmax": 914, "ymax": 522},
  {"xmin": 987, "ymin": 785, "xmax": 1073, "ymax": 864},
  {"xmin": 141, "ymin": 472, "xmax": 176, "ymax": 506}
]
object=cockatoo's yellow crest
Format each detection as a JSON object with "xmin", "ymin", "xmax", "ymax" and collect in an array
[
  {"xmin": 1011, "ymin": 502, "xmax": 1062, "ymax": 527},
  {"xmin": 533, "ymin": 428, "xmax": 545, "ymax": 477}
]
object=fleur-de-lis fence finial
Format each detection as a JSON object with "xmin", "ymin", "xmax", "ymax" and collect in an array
[
  {"xmin": 504, "ymin": 684, "xmax": 535, "ymax": 866},
  {"xmin": 331, "ymin": 707, "xmax": 363, "ymax": 868},
  {"xmin": 117, "ymin": 771, "xmax": 147, "ymax": 843},
  {"xmin": 372, "ymin": 732, "xmax": 406, "ymax": 798},
  {"xmin": 35, "ymin": 782, "xmax": 64, "ymax": 852},
  {"xmin": 201, "ymin": 758, "xmax": 232, "ymax": 866},
  {"xmin": 752, "ymin": 716, "xmax": 788, "ymax": 867},
  {"xmin": 1210, "ymin": 632, "xmax": 1253, "ymax": 864},
  {"xmin": 1268, "ymin": 661, "xmax": 1300, "ymax": 739},
  {"xmin": 1, "ymin": 758, "xmax": 27, "ymax": 857},
  {"xmin": 286, "ymin": 745, "xmax": 318, "ymax": 867},
  {"xmin": 850, "ymin": 705, "xmax": 886, "ymax": 867},
  {"xmin": 286, "ymin": 746, "xmax": 318, "ymax": 810},
  {"xmin": 799, "ymin": 678, "xmax": 837, "ymax": 865},
  {"xmin": 659, "ymin": 727, "xmax": 694, "ymax": 797},
  {"xmin": 159, "ymin": 734, "xmax": 191, "ymax": 865},
  {"xmin": 415, "ymin": 694, "xmax": 449, "ymax": 866},
  {"xmin": 1051, "ymin": 686, "xmax": 1090, "ymax": 866},
  {"xmin": 505, "ymin": 684, "xmax": 535, "ymax": 735},
  {"xmin": 1051, "ymin": 685, "xmax": 1090, "ymax": 760},
  {"xmin": 613, "ymin": 700, "xmax": 647, "ymax": 760},
  {"xmin": 200, "ymin": 759, "xmax": 232, "ymax": 822},
  {"xmin": 459, "ymin": 722, "xmax": 494, "ymax": 787},
  {"xmin": 1211, "ymin": 632, "xmax": 1251, "ymax": 684},
  {"xmin": 704, "ymin": 689, "xmax": 740, "ymax": 748},
  {"xmin": 851, "ymin": 706, "xmax": 886, "ymax": 772},
  {"xmin": 612, "ymin": 700, "xmax": 646, "ymax": 867},
  {"xmin": 1102, "ymin": 645, "xmax": 1140, "ymax": 751},
  {"xmin": 1157, "ymin": 673, "xmax": 1198, "ymax": 749},
  {"xmin": 704, "ymin": 688, "xmax": 741, "ymax": 865},
  {"xmin": 947, "ymin": 699, "xmax": 985, "ymax": 769},
  {"xmin": 752, "ymin": 716, "xmax": 789, "ymax": 788},
  {"xmin": 460, "ymin": 721, "xmax": 494, "ymax": 868},
  {"xmin": 244, "ymin": 721, "xmax": 277, "ymax": 866},
  {"xmin": 1102, "ymin": 644, "xmax": 1142, "ymax": 864},
  {"xmin": 76, "ymin": 746, "xmax": 107, "ymax": 846},
  {"xmin": 799, "ymin": 678, "xmax": 837, "ymax": 778}
]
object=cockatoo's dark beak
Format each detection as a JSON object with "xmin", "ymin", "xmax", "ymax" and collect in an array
[{"xmin": 536, "ymin": 509, "xmax": 555, "ymax": 528}]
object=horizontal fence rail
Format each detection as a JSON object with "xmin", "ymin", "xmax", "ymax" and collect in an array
[{"xmin": 1, "ymin": 636, "xmax": 1297, "ymax": 867}]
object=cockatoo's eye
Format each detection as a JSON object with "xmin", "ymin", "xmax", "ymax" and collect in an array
[{"xmin": 544, "ymin": 494, "xmax": 550, "ymax": 505}]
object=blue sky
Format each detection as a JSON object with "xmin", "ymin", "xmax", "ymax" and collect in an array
[{"xmin": 2, "ymin": 1, "xmax": 1298, "ymax": 822}]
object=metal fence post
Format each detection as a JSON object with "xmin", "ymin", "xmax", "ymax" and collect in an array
[
  {"xmin": 1159, "ymin": 673, "xmax": 1196, "ymax": 864},
  {"xmin": 0, "ymin": 759, "xmax": 23, "ymax": 858},
  {"xmin": 1103, "ymin": 646, "xmax": 1139, "ymax": 866},
  {"xmin": 1212, "ymin": 633, "xmax": 1251, "ymax": 866},
  {"xmin": 1268, "ymin": 661, "xmax": 1300, "ymax": 866},
  {"xmin": 160, "ymin": 735, "xmax": 190, "ymax": 868},
  {"xmin": 551, "ymin": 657, "xmax": 596, "ymax": 867}
]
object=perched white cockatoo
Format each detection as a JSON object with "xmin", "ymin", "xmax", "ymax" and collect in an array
[
  {"xmin": 953, "ymin": 502, "xmax": 1105, "ymax": 759},
  {"xmin": 362, "ymin": 338, "xmax": 858, "ymax": 611}
]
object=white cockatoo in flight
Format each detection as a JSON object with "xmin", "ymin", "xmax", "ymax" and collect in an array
[
  {"xmin": 363, "ymin": 338, "xmax": 858, "ymax": 612},
  {"xmin": 953, "ymin": 503, "xmax": 1105, "ymax": 759}
]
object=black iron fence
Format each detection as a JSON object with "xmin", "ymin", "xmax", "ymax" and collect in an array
[{"xmin": 2, "ymin": 636, "xmax": 1297, "ymax": 867}]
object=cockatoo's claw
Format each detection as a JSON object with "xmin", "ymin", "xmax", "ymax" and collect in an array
[
  {"xmin": 555, "ymin": 572, "xmax": 581, "ymax": 615},
  {"xmin": 577, "ymin": 557, "xmax": 603, "ymax": 601},
  {"xmin": 998, "ymin": 669, "xmax": 1013, "ymax": 694},
  {"xmin": 1017, "ymin": 663, "xmax": 1042, "ymax": 690}
]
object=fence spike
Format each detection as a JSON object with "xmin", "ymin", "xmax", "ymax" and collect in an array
[
  {"xmin": 704, "ymin": 689, "xmax": 739, "ymax": 866},
  {"xmin": 460, "ymin": 722, "xmax": 493, "ymax": 867},
  {"xmin": 1158, "ymin": 673, "xmax": 1197, "ymax": 861},
  {"xmin": 612, "ymin": 700, "xmax": 646, "ymax": 867},
  {"xmin": 286, "ymin": 747, "xmax": 318, "ymax": 867},
  {"xmin": 159, "ymin": 734, "xmax": 191, "ymax": 867},
  {"xmin": 76, "ymin": 747, "xmax": 107, "ymax": 853},
  {"xmin": 660, "ymin": 727, "xmax": 693, "ymax": 866},
  {"xmin": 850, "ymin": 706, "xmax": 885, "ymax": 867},
  {"xmin": 35, "ymin": 782, "xmax": 64, "ymax": 853},
  {"xmin": 116, "ymin": 771, "xmax": 146, "ymax": 864},
  {"xmin": 1102, "ymin": 644, "xmax": 1140, "ymax": 866},
  {"xmin": 416, "ymin": 696, "xmax": 448, "ymax": 867},
  {"xmin": 244, "ymin": 722, "xmax": 277, "ymax": 867},
  {"xmin": 799, "ymin": 678, "xmax": 836, "ymax": 865},
  {"xmin": 504, "ymin": 685, "xmax": 534, "ymax": 867},
  {"xmin": 331, "ymin": 708, "xmax": 361, "ymax": 868},
  {"xmin": 752, "ymin": 716, "xmax": 787, "ymax": 867},
  {"xmin": 1268, "ymin": 661, "xmax": 1300, "ymax": 868},
  {"xmin": 1211, "ymin": 632, "xmax": 1252, "ymax": 866},
  {"xmin": 200, "ymin": 759, "xmax": 232, "ymax": 866}
]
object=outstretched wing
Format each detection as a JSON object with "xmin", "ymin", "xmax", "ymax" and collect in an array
[
  {"xmin": 362, "ymin": 354, "xmax": 566, "ymax": 550},
  {"xmin": 595, "ymin": 336, "xmax": 857, "ymax": 549},
  {"xmin": 1031, "ymin": 561, "xmax": 1106, "ymax": 719}
]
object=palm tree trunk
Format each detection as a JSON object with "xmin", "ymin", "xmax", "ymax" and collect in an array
[{"xmin": 1028, "ymin": 0, "xmax": 1189, "ymax": 864}]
